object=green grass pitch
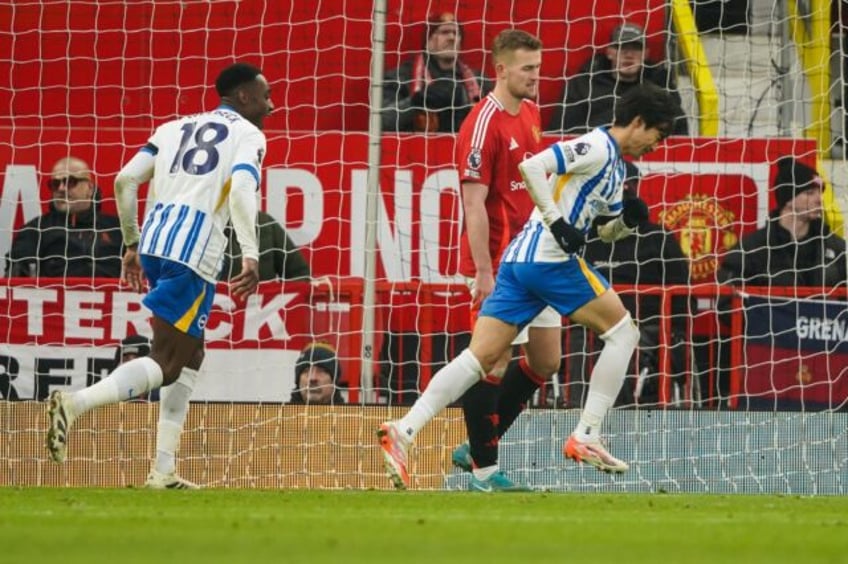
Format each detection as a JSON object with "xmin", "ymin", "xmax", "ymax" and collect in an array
[{"xmin": 1, "ymin": 488, "xmax": 845, "ymax": 564}]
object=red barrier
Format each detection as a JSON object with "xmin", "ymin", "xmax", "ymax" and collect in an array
[{"xmin": 2, "ymin": 277, "xmax": 844, "ymax": 409}]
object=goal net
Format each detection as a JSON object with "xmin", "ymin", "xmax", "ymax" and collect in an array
[{"xmin": 0, "ymin": 0, "xmax": 846, "ymax": 493}]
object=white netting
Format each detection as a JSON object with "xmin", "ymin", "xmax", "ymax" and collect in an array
[{"xmin": 0, "ymin": 0, "xmax": 846, "ymax": 493}]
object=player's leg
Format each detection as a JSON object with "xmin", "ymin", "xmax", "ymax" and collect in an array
[
  {"xmin": 47, "ymin": 257, "xmax": 212, "ymax": 464},
  {"xmin": 141, "ymin": 264, "xmax": 213, "ymax": 486},
  {"xmin": 378, "ymin": 316, "xmax": 518, "ymax": 489},
  {"xmin": 378, "ymin": 263, "xmax": 540, "ymax": 489},
  {"xmin": 496, "ymin": 310, "xmax": 561, "ymax": 437},
  {"xmin": 511, "ymin": 258, "xmax": 636, "ymax": 473},
  {"xmin": 452, "ymin": 277, "xmax": 513, "ymax": 478},
  {"xmin": 564, "ymin": 290, "xmax": 638, "ymax": 473},
  {"xmin": 456, "ymin": 345, "xmax": 517, "ymax": 489},
  {"xmin": 146, "ymin": 345, "xmax": 204, "ymax": 490}
]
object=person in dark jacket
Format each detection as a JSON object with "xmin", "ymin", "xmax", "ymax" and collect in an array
[
  {"xmin": 719, "ymin": 157, "xmax": 847, "ymax": 289},
  {"xmin": 219, "ymin": 210, "xmax": 310, "ymax": 281},
  {"xmin": 288, "ymin": 342, "xmax": 345, "ymax": 405},
  {"xmin": 6, "ymin": 156, "xmax": 123, "ymax": 278},
  {"xmin": 566, "ymin": 161, "xmax": 693, "ymax": 406},
  {"xmin": 381, "ymin": 12, "xmax": 489, "ymax": 133},
  {"xmin": 548, "ymin": 23, "xmax": 689, "ymax": 135}
]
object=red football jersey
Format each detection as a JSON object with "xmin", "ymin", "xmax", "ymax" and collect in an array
[{"xmin": 455, "ymin": 94, "xmax": 543, "ymax": 277}]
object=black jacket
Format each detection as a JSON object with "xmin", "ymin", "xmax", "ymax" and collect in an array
[
  {"xmin": 548, "ymin": 53, "xmax": 689, "ymax": 135},
  {"xmin": 381, "ymin": 55, "xmax": 489, "ymax": 133},
  {"xmin": 218, "ymin": 211, "xmax": 310, "ymax": 282},
  {"xmin": 719, "ymin": 216, "xmax": 847, "ymax": 289},
  {"xmin": 6, "ymin": 193, "xmax": 123, "ymax": 278},
  {"xmin": 583, "ymin": 219, "xmax": 692, "ymax": 327}
]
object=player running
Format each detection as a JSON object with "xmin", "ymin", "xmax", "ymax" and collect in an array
[
  {"xmin": 378, "ymin": 82, "xmax": 679, "ymax": 488},
  {"xmin": 449, "ymin": 29, "xmax": 561, "ymax": 492},
  {"xmin": 46, "ymin": 63, "xmax": 273, "ymax": 489}
]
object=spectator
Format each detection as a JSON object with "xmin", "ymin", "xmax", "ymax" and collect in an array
[
  {"xmin": 548, "ymin": 22, "xmax": 688, "ymax": 135},
  {"xmin": 381, "ymin": 12, "xmax": 488, "ymax": 133},
  {"xmin": 219, "ymin": 210, "xmax": 310, "ymax": 281},
  {"xmin": 719, "ymin": 157, "xmax": 847, "ymax": 289},
  {"xmin": 288, "ymin": 342, "xmax": 345, "ymax": 405},
  {"xmin": 112, "ymin": 334, "xmax": 159, "ymax": 402},
  {"xmin": 113, "ymin": 334, "xmax": 152, "ymax": 368},
  {"xmin": 573, "ymin": 162, "xmax": 693, "ymax": 405},
  {"xmin": 6, "ymin": 156, "xmax": 123, "ymax": 278}
]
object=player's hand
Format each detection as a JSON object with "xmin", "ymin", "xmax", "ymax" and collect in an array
[
  {"xmin": 548, "ymin": 218, "xmax": 585, "ymax": 254},
  {"xmin": 120, "ymin": 246, "xmax": 145, "ymax": 293},
  {"xmin": 470, "ymin": 270, "xmax": 495, "ymax": 309},
  {"xmin": 231, "ymin": 258, "xmax": 259, "ymax": 299},
  {"xmin": 622, "ymin": 197, "xmax": 649, "ymax": 228}
]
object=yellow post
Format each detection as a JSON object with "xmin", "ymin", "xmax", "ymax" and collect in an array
[
  {"xmin": 787, "ymin": 0, "xmax": 832, "ymax": 155},
  {"xmin": 671, "ymin": 0, "xmax": 720, "ymax": 136}
]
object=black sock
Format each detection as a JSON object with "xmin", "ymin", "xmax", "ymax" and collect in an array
[
  {"xmin": 461, "ymin": 379, "xmax": 501, "ymax": 469},
  {"xmin": 496, "ymin": 358, "xmax": 543, "ymax": 437}
]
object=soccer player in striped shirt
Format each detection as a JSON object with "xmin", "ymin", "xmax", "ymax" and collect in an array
[
  {"xmin": 378, "ymin": 83, "xmax": 679, "ymax": 487},
  {"xmin": 449, "ymin": 29, "xmax": 561, "ymax": 492},
  {"xmin": 46, "ymin": 63, "xmax": 273, "ymax": 489}
]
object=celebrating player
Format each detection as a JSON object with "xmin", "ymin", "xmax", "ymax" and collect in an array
[
  {"xmin": 46, "ymin": 62, "xmax": 274, "ymax": 489},
  {"xmin": 378, "ymin": 82, "xmax": 679, "ymax": 488},
  {"xmin": 450, "ymin": 29, "xmax": 561, "ymax": 492}
]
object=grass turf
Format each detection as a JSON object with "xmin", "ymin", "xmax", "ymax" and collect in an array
[{"xmin": 1, "ymin": 488, "xmax": 845, "ymax": 564}]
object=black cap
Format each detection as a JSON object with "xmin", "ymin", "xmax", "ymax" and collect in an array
[
  {"xmin": 773, "ymin": 157, "xmax": 823, "ymax": 212},
  {"xmin": 295, "ymin": 343, "xmax": 341, "ymax": 383},
  {"xmin": 611, "ymin": 23, "xmax": 645, "ymax": 48}
]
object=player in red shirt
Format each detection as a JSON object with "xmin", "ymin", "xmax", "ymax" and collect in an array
[{"xmin": 450, "ymin": 29, "xmax": 562, "ymax": 491}]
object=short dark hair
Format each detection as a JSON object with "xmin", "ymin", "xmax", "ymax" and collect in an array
[
  {"xmin": 215, "ymin": 62, "xmax": 262, "ymax": 98},
  {"xmin": 613, "ymin": 83, "xmax": 680, "ymax": 135}
]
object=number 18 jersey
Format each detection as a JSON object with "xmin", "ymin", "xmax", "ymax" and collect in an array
[{"xmin": 138, "ymin": 105, "xmax": 266, "ymax": 281}]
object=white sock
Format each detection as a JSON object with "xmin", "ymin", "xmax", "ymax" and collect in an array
[
  {"xmin": 472, "ymin": 465, "xmax": 498, "ymax": 481},
  {"xmin": 396, "ymin": 349, "xmax": 484, "ymax": 441},
  {"xmin": 153, "ymin": 367, "xmax": 198, "ymax": 476},
  {"xmin": 71, "ymin": 356, "xmax": 163, "ymax": 416},
  {"xmin": 574, "ymin": 315, "xmax": 639, "ymax": 440}
]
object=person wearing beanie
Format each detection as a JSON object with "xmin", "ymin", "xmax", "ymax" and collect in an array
[
  {"xmin": 381, "ymin": 12, "xmax": 490, "ymax": 133},
  {"xmin": 720, "ymin": 156, "xmax": 846, "ymax": 288},
  {"xmin": 288, "ymin": 342, "xmax": 345, "ymax": 405},
  {"xmin": 113, "ymin": 334, "xmax": 152, "ymax": 368},
  {"xmin": 112, "ymin": 334, "xmax": 159, "ymax": 403}
]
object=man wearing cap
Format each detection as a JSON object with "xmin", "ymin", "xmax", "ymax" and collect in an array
[
  {"xmin": 381, "ymin": 12, "xmax": 489, "ymax": 133},
  {"xmin": 288, "ymin": 342, "xmax": 345, "ymax": 405},
  {"xmin": 720, "ymin": 157, "xmax": 847, "ymax": 288},
  {"xmin": 548, "ymin": 22, "xmax": 688, "ymax": 136}
]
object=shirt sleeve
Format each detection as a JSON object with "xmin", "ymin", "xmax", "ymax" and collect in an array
[
  {"xmin": 114, "ymin": 132, "xmax": 158, "ymax": 246},
  {"xmin": 455, "ymin": 112, "xmax": 497, "ymax": 186}
]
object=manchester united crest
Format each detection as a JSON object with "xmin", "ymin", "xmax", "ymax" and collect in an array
[{"xmin": 659, "ymin": 194, "xmax": 738, "ymax": 281}]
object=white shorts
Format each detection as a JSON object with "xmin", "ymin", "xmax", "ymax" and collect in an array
[{"xmin": 467, "ymin": 276, "xmax": 561, "ymax": 346}]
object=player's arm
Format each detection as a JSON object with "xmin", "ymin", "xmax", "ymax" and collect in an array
[
  {"xmin": 518, "ymin": 145, "xmax": 584, "ymax": 254},
  {"xmin": 596, "ymin": 197, "xmax": 649, "ymax": 243},
  {"xmin": 462, "ymin": 181, "xmax": 495, "ymax": 306},
  {"xmin": 114, "ymin": 144, "xmax": 156, "ymax": 247},
  {"xmin": 114, "ymin": 144, "xmax": 156, "ymax": 291},
  {"xmin": 228, "ymin": 131, "xmax": 264, "ymax": 297}
]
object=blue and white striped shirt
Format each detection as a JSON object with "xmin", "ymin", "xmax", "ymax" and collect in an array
[{"xmin": 505, "ymin": 128, "xmax": 625, "ymax": 263}]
